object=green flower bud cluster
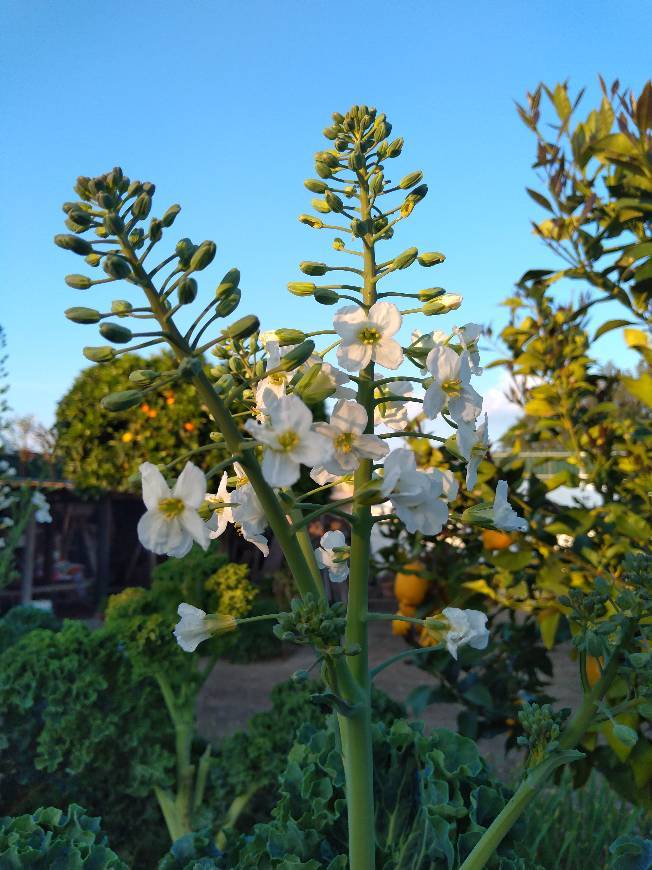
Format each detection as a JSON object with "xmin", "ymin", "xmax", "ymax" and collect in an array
[
  {"xmin": 274, "ymin": 594, "xmax": 351, "ymax": 655},
  {"xmin": 559, "ymin": 579, "xmax": 628, "ymax": 657},
  {"xmin": 516, "ymin": 702, "xmax": 570, "ymax": 767}
]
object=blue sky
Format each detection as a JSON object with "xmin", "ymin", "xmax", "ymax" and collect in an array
[{"xmin": 1, "ymin": 0, "xmax": 650, "ymax": 433}]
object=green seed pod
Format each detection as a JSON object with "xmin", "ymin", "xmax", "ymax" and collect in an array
[
  {"xmin": 216, "ymin": 267, "xmax": 240, "ymax": 298},
  {"xmin": 304, "ymin": 179, "xmax": 328, "ymax": 194},
  {"xmin": 85, "ymin": 252, "xmax": 102, "ymax": 267},
  {"xmin": 325, "ymin": 192, "xmax": 344, "ymax": 213},
  {"xmin": 178, "ymin": 277, "xmax": 198, "ymax": 304},
  {"xmin": 276, "ymin": 340, "xmax": 315, "ymax": 371},
  {"xmin": 299, "ymin": 214, "xmax": 324, "ymax": 228},
  {"xmin": 399, "ymin": 170, "xmax": 424, "ymax": 190},
  {"xmin": 97, "ymin": 192, "xmax": 118, "ymax": 210},
  {"xmin": 103, "ymin": 255, "xmax": 132, "ymax": 280},
  {"xmin": 311, "ymin": 198, "xmax": 331, "ymax": 214},
  {"xmin": 300, "ymin": 261, "xmax": 328, "ymax": 277},
  {"xmin": 104, "ymin": 212, "xmax": 124, "ymax": 235},
  {"xmin": 314, "ymin": 288, "xmax": 340, "ymax": 305},
  {"xmin": 65, "ymin": 306, "xmax": 101, "ymax": 324},
  {"xmin": 294, "ymin": 364, "xmax": 336, "ymax": 404},
  {"xmin": 99, "ymin": 322, "xmax": 133, "ymax": 344},
  {"xmin": 190, "ymin": 240, "xmax": 216, "ymax": 271},
  {"xmin": 54, "ymin": 234, "xmax": 93, "ymax": 255},
  {"xmin": 386, "ymin": 137, "xmax": 404, "ymax": 158},
  {"xmin": 216, "ymin": 288, "xmax": 241, "ymax": 316},
  {"xmin": 161, "ymin": 203, "xmax": 181, "ymax": 227},
  {"xmin": 287, "ymin": 282, "xmax": 315, "ymax": 297},
  {"xmin": 101, "ymin": 389, "xmax": 145, "ymax": 412},
  {"xmin": 132, "ymin": 192, "xmax": 152, "ymax": 219},
  {"xmin": 275, "ymin": 328, "xmax": 306, "ymax": 346},
  {"xmin": 65, "ymin": 274, "xmax": 92, "ymax": 289},
  {"xmin": 129, "ymin": 369, "xmax": 158, "ymax": 386},
  {"xmin": 315, "ymin": 162, "xmax": 332, "ymax": 179},
  {"xmin": 149, "ymin": 218, "xmax": 163, "ymax": 242},
  {"xmin": 111, "ymin": 299, "xmax": 134, "ymax": 314},
  {"xmin": 418, "ymin": 251, "xmax": 446, "ymax": 267},
  {"xmin": 393, "ymin": 247, "xmax": 418, "ymax": 270},
  {"xmin": 225, "ymin": 315, "xmax": 260, "ymax": 340},
  {"xmin": 83, "ymin": 346, "xmax": 116, "ymax": 363}
]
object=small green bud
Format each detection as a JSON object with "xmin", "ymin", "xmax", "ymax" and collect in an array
[
  {"xmin": 111, "ymin": 299, "xmax": 133, "ymax": 315},
  {"xmin": 99, "ymin": 322, "xmax": 133, "ymax": 344},
  {"xmin": 101, "ymin": 389, "xmax": 144, "ymax": 412},
  {"xmin": 314, "ymin": 288, "xmax": 339, "ymax": 305},
  {"xmin": 176, "ymin": 237, "xmax": 196, "ymax": 265},
  {"xmin": 369, "ymin": 173, "xmax": 384, "ymax": 196},
  {"xmin": 132, "ymin": 192, "xmax": 152, "ymax": 219},
  {"xmin": 54, "ymin": 234, "xmax": 93, "ymax": 255},
  {"xmin": 418, "ymin": 287, "xmax": 445, "ymax": 301},
  {"xmin": 287, "ymin": 282, "xmax": 315, "ymax": 297},
  {"xmin": 294, "ymin": 364, "xmax": 336, "ymax": 404},
  {"xmin": 325, "ymin": 192, "xmax": 344, "ymax": 213},
  {"xmin": 612, "ymin": 724, "xmax": 638, "ymax": 748},
  {"xmin": 65, "ymin": 274, "xmax": 92, "ymax": 289},
  {"xmin": 351, "ymin": 219, "xmax": 369, "ymax": 238},
  {"xmin": 275, "ymin": 340, "xmax": 315, "ymax": 371},
  {"xmin": 224, "ymin": 315, "xmax": 259, "ymax": 340},
  {"xmin": 142, "ymin": 181, "xmax": 156, "ymax": 194},
  {"xmin": 316, "ymin": 151, "xmax": 339, "ymax": 168},
  {"xmin": 315, "ymin": 162, "xmax": 332, "ymax": 179},
  {"xmin": 190, "ymin": 240, "xmax": 216, "ymax": 271},
  {"xmin": 97, "ymin": 191, "xmax": 118, "ymax": 210},
  {"xmin": 323, "ymin": 126, "xmax": 338, "ymax": 140},
  {"xmin": 178, "ymin": 277, "xmax": 198, "ymax": 304},
  {"xmin": 161, "ymin": 204, "xmax": 181, "ymax": 227},
  {"xmin": 83, "ymin": 346, "xmax": 115, "ymax": 363},
  {"xmin": 418, "ymin": 251, "xmax": 446, "ymax": 267},
  {"xmin": 300, "ymin": 261, "xmax": 329, "ymax": 277},
  {"xmin": 127, "ymin": 180, "xmax": 143, "ymax": 198},
  {"xmin": 104, "ymin": 212, "xmax": 124, "ymax": 235},
  {"xmin": 407, "ymin": 183, "xmax": 428, "ymax": 202},
  {"xmin": 216, "ymin": 267, "xmax": 240, "ymax": 298},
  {"xmin": 85, "ymin": 253, "xmax": 102, "ymax": 267},
  {"xmin": 311, "ymin": 198, "xmax": 331, "ymax": 214},
  {"xmin": 348, "ymin": 149, "xmax": 365, "ymax": 170},
  {"xmin": 129, "ymin": 228, "xmax": 144, "ymax": 249},
  {"xmin": 210, "ymin": 364, "xmax": 229, "ymax": 377},
  {"xmin": 423, "ymin": 293, "xmax": 463, "ymax": 315},
  {"xmin": 228, "ymin": 357, "xmax": 245, "ymax": 373},
  {"xmin": 103, "ymin": 255, "xmax": 132, "ymax": 280},
  {"xmin": 216, "ymin": 288, "xmax": 241, "ymax": 317},
  {"xmin": 304, "ymin": 179, "xmax": 328, "ymax": 194},
  {"xmin": 214, "ymin": 374, "xmax": 235, "ymax": 394},
  {"xmin": 399, "ymin": 171, "xmax": 424, "ymax": 189},
  {"xmin": 386, "ymin": 137, "xmax": 404, "ymax": 157},
  {"xmin": 333, "ymin": 238, "xmax": 345, "ymax": 251},
  {"xmin": 149, "ymin": 218, "xmax": 163, "ymax": 242},
  {"xmin": 275, "ymin": 329, "xmax": 307, "ymax": 346},
  {"xmin": 299, "ymin": 214, "xmax": 324, "ymax": 228},
  {"xmin": 393, "ymin": 247, "xmax": 418, "ymax": 270},
  {"xmin": 74, "ymin": 176, "xmax": 92, "ymax": 199},
  {"xmin": 65, "ymin": 306, "xmax": 101, "ymax": 324},
  {"xmin": 129, "ymin": 369, "xmax": 158, "ymax": 387}
]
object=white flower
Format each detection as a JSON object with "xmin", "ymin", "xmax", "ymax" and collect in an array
[
  {"xmin": 301, "ymin": 354, "xmax": 356, "ymax": 400},
  {"xmin": 492, "ymin": 480, "xmax": 527, "ymax": 532},
  {"xmin": 255, "ymin": 341, "xmax": 291, "ymax": 414},
  {"xmin": 173, "ymin": 603, "xmax": 236, "ymax": 652},
  {"xmin": 245, "ymin": 395, "xmax": 333, "ymax": 487},
  {"xmin": 231, "ymin": 481, "xmax": 270, "ymax": 556},
  {"xmin": 206, "ymin": 472, "xmax": 232, "ymax": 540},
  {"xmin": 137, "ymin": 462, "xmax": 209, "ymax": 557},
  {"xmin": 423, "ymin": 346, "xmax": 482, "ymax": 424},
  {"xmin": 334, "ymin": 302, "xmax": 403, "ymax": 372},
  {"xmin": 314, "ymin": 400, "xmax": 388, "ymax": 475},
  {"xmin": 374, "ymin": 381, "xmax": 414, "ymax": 431},
  {"xmin": 456, "ymin": 414, "xmax": 489, "ymax": 491},
  {"xmin": 315, "ymin": 530, "xmax": 350, "ymax": 583},
  {"xmin": 410, "ymin": 328, "xmax": 448, "ymax": 358},
  {"xmin": 438, "ymin": 468, "xmax": 459, "ymax": 502},
  {"xmin": 380, "ymin": 448, "xmax": 449, "ymax": 535},
  {"xmin": 31, "ymin": 491, "xmax": 52, "ymax": 524},
  {"xmin": 453, "ymin": 323, "xmax": 483, "ymax": 374},
  {"xmin": 442, "ymin": 607, "xmax": 489, "ymax": 659}
]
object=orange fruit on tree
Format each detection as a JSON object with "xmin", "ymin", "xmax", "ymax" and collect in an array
[
  {"xmin": 482, "ymin": 529, "xmax": 513, "ymax": 550},
  {"xmin": 586, "ymin": 655, "xmax": 604, "ymax": 687},
  {"xmin": 394, "ymin": 560, "xmax": 429, "ymax": 606}
]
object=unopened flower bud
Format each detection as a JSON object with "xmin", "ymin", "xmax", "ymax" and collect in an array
[
  {"xmin": 103, "ymin": 255, "xmax": 132, "ymax": 280},
  {"xmin": 418, "ymin": 252, "xmax": 446, "ymax": 267},
  {"xmin": 190, "ymin": 241, "xmax": 216, "ymax": 271},
  {"xmin": 111, "ymin": 299, "xmax": 133, "ymax": 315},
  {"xmin": 101, "ymin": 389, "xmax": 144, "ymax": 412},
  {"xmin": 294, "ymin": 364, "xmax": 336, "ymax": 404},
  {"xmin": 104, "ymin": 212, "xmax": 124, "ymax": 235},
  {"xmin": 399, "ymin": 171, "xmax": 424, "ymax": 190},
  {"xmin": 314, "ymin": 288, "xmax": 339, "ymax": 305},
  {"xmin": 300, "ymin": 261, "xmax": 329, "ymax": 277},
  {"xmin": 423, "ymin": 293, "xmax": 463, "ymax": 316},
  {"xmin": 407, "ymin": 183, "xmax": 428, "ymax": 203},
  {"xmin": 100, "ymin": 322, "xmax": 133, "ymax": 344},
  {"xmin": 97, "ymin": 192, "xmax": 118, "ymax": 210},
  {"xmin": 315, "ymin": 151, "xmax": 339, "ymax": 168},
  {"xmin": 333, "ymin": 237, "xmax": 345, "ymax": 251},
  {"xmin": 325, "ymin": 192, "xmax": 344, "ymax": 213},
  {"xmin": 304, "ymin": 179, "xmax": 328, "ymax": 194},
  {"xmin": 149, "ymin": 218, "xmax": 163, "ymax": 242},
  {"xmin": 85, "ymin": 253, "xmax": 102, "ymax": 267},
  {"xmin": 216, "ymin": 267, "xmax": 240, "ymax": 298},
  {"xmin": 393, "ymin": 247, "xmax": 418, "ymax": 270},
  {"xmin": 288, "ymin": 282, "xmax": 315, "ymax": 297},
  {"xmin": 161, "ymin": 204, "xmax": 181, "ymax": 227},
  {"xmin": 83, "ymin": 346, "xmax": 116, "ymax": 363},
  {"xmin": 224, "ymin": 315, "xmax": 259, "ymax": 340},
  {"xmin": 276, "ymin": 340, "xmax": 315, "ymax": 371},
  {"xmin": 65, "ymin": 306, "xmax": 101, "ymax": 324},
  {"xmin": 129, "ymin": 228, "xmax": 144, "ymax": 249},
  {"xmin": 178, "ymin": 277, "xmax": 198, "ymax": 305},
  {"xmin": 132, "ymin": 192, "xmax": 152, "ymax": 219},
  {"xmin": 311, "ymin": 198, "xmax": 331, "ymax": 214},
  {"xmin": 216, "ymin": 288, "xmax": 241, "ymax": 317},
  {"xmin": 386, "ymin": 137, "xmax": 404, "ymax": 157},
  {"xmin": 275, "ymin": 329, "xmax": 306, "ymax": 346},
  {"xmin": 176, "ymin": 238, "xmax": 196, "ymax": 265},
  {"xmin": 315, "ymin": 162, "xmax": 332, "ymax": 179},
  {"xmin": 417, "ymin": 287, "xmax": 445, "ymax": 301},
  {"xmin": 54, "ymin": 234, "xmax": 93, "ymax": 256},
  {"xmin": 299, "ymin": 214, "xmax": 324, "ymax": 228},
  {"xmin": 129, "ymin": 369, "xmax": 158, "ymax": 386},
  {"xmin": 65, "ymin": 274, "xmax": 92, "ymax": 289}
]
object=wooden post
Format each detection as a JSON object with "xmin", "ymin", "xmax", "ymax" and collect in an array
[
  {"xmin": 95, "ymin": 496, "xmax": 112, "ymax": 606},
  {"xmin": 20, "ymin": 514, "xmax": 37, "ymax": 606}
]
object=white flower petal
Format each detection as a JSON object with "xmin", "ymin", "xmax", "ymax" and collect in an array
[
  {"xmin": 140, "ymin": 462, "xmax": 171, "ymax": 511},
  {"xmin": 423, "ymin": 383, "xmax": 446, "ymax": 419},
  {"xmin": 369, "ymin": 301, "xmax": 402, "ymax": 336},
  {"xmin": 262, "ymin": 450, "xmax": 300, "ymax": 487},
  {"xmin": 374, "ymin": 337, "xmax": 403, "ymax": 370},
  {"xmin": 337, "ymin": 341, "xmax": 373, "ymax": 372},
  {"xmin": 173, "ymin": 462, "xmax": 207, "ymax": 509}
]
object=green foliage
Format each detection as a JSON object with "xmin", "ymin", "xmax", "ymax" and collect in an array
[
  {"xmin": 54, "ymin": 351, "xmax": 217, "ymax": 494},
  {"xmin": 0, "ymin": 804, "xmax": 127, "ymax": 869},
  {"xmin": 0, "ymin": 605, "xmax": 60, "ymax": 654},
  {"xmin": 210, "ymin": 678, "xmax": 405, "ymax": 831},
  {"xmin": 0, "ymin": 621, "xmax": 172, "ymax": 867},
  {"xmin": 519, "ymin": 768, "xmax": 652, "ymax": 869}
]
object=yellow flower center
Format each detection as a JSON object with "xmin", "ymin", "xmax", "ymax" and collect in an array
[
  {"xmin": 277, "ymin": 430, "xmax": 300, "ymax": 451},
  {"xmin": 158, "ymin": 497, "xmax": 185, "ymax": 519},
  {"xmin": 334, "ymin": 432, "xmax": 355, "ymax": 453},
  {"xmin": 441, "ymin": 378, "xmax": 462, "ymax": 397},
  {"xmin": 357, "ymin": 326, "xmax": 382, "ymax": 345},
  {"xmin": 269, "ymin": 372, "xmax": 287, "ymax": 386}
]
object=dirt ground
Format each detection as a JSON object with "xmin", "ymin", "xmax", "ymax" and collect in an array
[{"xmin": 197, "ymin": 620, "xmax": 582, "ymax": 780}]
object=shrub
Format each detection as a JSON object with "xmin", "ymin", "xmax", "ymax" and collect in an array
[{"xmin": 0, "ymin": 605, "xmax": 60, "ymax": 654}]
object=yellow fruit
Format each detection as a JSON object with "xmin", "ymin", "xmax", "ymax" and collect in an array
[
  {"xmin": 391, "ymin": 603, "xmax": 416, "ymax": 637},
  {"xmin": 586, "ymin": 655, "xmax": 604, "ymax": 687},
  {"xmin": 394, "ymin": 561, "xmax": 429, "ymax": 605},
  {"xmin": 482, "ymin": 530, "xmax": 513, "ymax": 550}
]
